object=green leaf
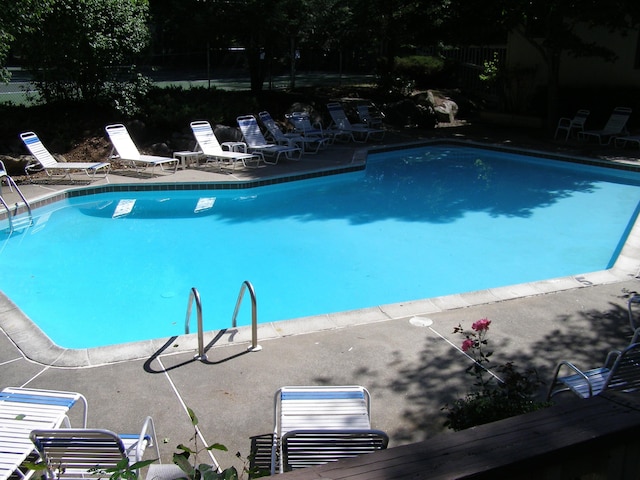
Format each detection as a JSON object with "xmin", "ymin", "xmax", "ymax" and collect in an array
[
  {"xmin": 205, "ymin": 443, "xmax": 228, "ymax": 452},
  {"xmin": 176, "ymin": 443, "xmax": 196, "ymax": 455},
  {"xmin": 187, "ymin": 407, "xmax": 199, "ymax": 426},
  {"xmin": 173, "ymin": 452, "xmax": 196, "ymax": 476}
]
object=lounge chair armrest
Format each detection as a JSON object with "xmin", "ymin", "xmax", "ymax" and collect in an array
[
  {"xmin": 221, "ymin": 141, "xmax": 248, "ymax": 153},
  {"xmin": 134, "ymin": 416, "xmax": 158, "ymax": 463},
  {"xmin": 603, "ymin": 349, "xmax": 622, "ymax": 369},
  {"xmin": 24, "ymin": 158, "xmax": 43, "ymax": 174},
  {"xmin": 553, "ymin": 360, "xmax": 586, "ymax": 378},
  {"xmin": 551, "ymin": 360, "xmax": 594, "ymax": 396}
]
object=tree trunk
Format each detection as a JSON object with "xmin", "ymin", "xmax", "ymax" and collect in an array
[
  {"xmin": 247, "ymin": 45, "xmax": 263, "ymax": 93},
  {"xmin": 289, "ymin": 36, "xmax": 296, "ymax": 89},
  {"xmin": 546, "ymin": 49, "xmax": 561, "ymax": 134}
]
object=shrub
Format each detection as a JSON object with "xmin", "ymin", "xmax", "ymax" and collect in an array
[
  {"xmin": 394, "ymin": 55, "xmax": 448, "ymax": 88},
  {"xmin": 442, "ymin": 319, "xmax": 550, "ymax": 431}
]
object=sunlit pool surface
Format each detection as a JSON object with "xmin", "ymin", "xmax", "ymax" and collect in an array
[{"xmin": 2, "ymin": 145, "xmax": 639, "ymax": 348}]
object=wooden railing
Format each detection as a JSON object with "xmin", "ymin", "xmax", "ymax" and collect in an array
[{"xmin": 279, "ymin": 392, "xmax": 640, "ymax": 479}]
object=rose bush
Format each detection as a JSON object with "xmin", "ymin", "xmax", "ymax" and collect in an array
[{"xmin": 443, "ymin": 318, "xmax": 550, "ymax": 431}]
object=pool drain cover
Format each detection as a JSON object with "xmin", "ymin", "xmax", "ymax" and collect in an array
[{"xmin": 410, "ymin": 316, "xmax": 433, "ymax": 327}]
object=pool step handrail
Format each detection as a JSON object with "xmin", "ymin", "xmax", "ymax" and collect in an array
[
  {"xmin": 185, "ymin": 287, "xmax": 206, "ymax": 361},
  {"xmin": 231, "ymin": 280, "xmax": 262, "ymax": 352},
  {"xmin": 0, "ymin": 173, "xmax": 33, "ymax": 234},
  {"xmin": 184, "ymin": 281, "xmax": 262, "ymax": 361}
]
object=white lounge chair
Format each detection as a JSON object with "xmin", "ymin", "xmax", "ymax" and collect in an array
[
  {"xmin": 0, "ymin": 387, "xmax": 88, "ymax": 480},
  {"xmin": 105, "ymin": 124, "xmax": 178, "ymax": 175},
  {"xmin": 356, "ymin": 104, "xmax": 384, "ymax": 129},
  {"xmin": 613, "ymin": 135, "xmax": 640, "ymax": 149},
  {"xmin": 554, "ymin": 109, "xmax": 589, "ymax": 140},
  {"xmin": 326, "ymin": 102, "xmax": 385, "ymax": 142},
  {"xmin": 190, "ymin": 121, "xmax": 262, "ymax": 169},
  {"xmin": 30, "ymin": 417, "xmax": 159, "ymax": 479},
  {"xmin": 271, "ymin": 385, "xmax": 387, "ymax": 474},
  {"xmin": 286, "ymin": 111, "xmax": 335, "ymax": 144},
  {"xmin": 547, "ymin": 342, "xmax": 640, "ymax": 400},
  {"xmin": 20, "ymin": 132, "xmax": 110, "ymax": 181},
  {"xmin": 237, "ymin": 115, "xmax": 302, "ymax": 164},
  {"xmin": 577, "ymin": 107, "xmax": 632, "ymax": 145},
  {"xmin": 258, "ymin": 111, "xmax": 328, "ymax": 154}
]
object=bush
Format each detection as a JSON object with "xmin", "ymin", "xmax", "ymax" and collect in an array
[
  {"xmin": 442, "ymin": 319, "xmax": 550, "ymax": 431},
  {"xmin": 394, "ymin": 55, "xmax": 448, "ymax": 89}
]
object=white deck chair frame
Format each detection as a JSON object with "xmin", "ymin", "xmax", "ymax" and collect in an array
[
  {"xmin": 577, "ymin": 107, "xmax": 632, "ymax": 145},
  {"xmin": 547, "ymin": 342, "xmax": 640, "ymax": 400},
  {"xmin": 356, "ymin": 104, "xmax": 384, "ymax": 129},
  {"xmin": 271, "ymin": 385, "xmax": 372, "ymax": 474},
  {"xmin": 286, "ymin": 112, "xmax": 336, "ymax": 145},
  {"xmin": 280, "ymin": 429, "xmax": 388, "ymax": 472},
  {"xmin": 258, "ymin": 111, "xmax": 328, "ymax": 154},
  {"xmin": 30, "ymin": 417, "xmax": 159, "ymax": 479},
  {"xmin": 0, "ymin": 387, "xmax": 88, "ymax": 480},
  {"xmin": 237, "ymin": 115, "xmax": 302, "ymax": 164},
  {"xmin": 20, "ymin": 132, "xmax": 110, "ymax": 181},
  {"xmin": 326, "ymin": 102, "xmax": 385, "ymax": 143},
  {"xmin": 105, "ymin": 124, "xmax": 178, "ymax": 175},
  {"xmin": 190, "ymin": 121, "xmax": 262, "ymax": 169},
  {"xmin": 554, "ymin": 109, "xmax": 589, "ymax": 140}
]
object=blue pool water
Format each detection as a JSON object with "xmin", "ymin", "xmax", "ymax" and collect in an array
[{"xmin": 2, "ymin": 145, "xmax": 640, "ymax": 348}]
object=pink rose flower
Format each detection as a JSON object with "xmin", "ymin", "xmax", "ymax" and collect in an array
[
  {"xmin": 461, "ymin": 339, "xmax": 475, "ymax": 352},
  {"xmin": 472, "ymin": 318, "xmax": 491, "ymax": 332}
]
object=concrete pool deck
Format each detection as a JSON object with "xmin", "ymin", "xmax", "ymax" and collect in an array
[{"xmin": 2, "ymin": 124, "xmax": 640, "ymax": 473}]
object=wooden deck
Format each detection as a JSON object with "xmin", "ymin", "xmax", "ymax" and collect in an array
[{"xmin": 279, "ymin": 393, "xmax": 640, "ymax": 479}]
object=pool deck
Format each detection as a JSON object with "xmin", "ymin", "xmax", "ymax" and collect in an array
[{"xmin": 2, "ymin": 123, "xmax": 640, "ymax": 474}]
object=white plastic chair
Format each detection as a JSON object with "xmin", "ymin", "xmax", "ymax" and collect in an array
[
  {"xmin": 326, "ymin": 102, "xmax": 385, "ymax": 142},
  {"xmin": 271, "ymin": 386, "xmax": 386, "ymax": 474},
  {"xmin": 236, "ymin": 115, "xmax": 301, "ymax": 164},
  {"xmin": 30, "ymin": 417, "xmax": 159, "ymax": 479},
  {"xmin": 20, "ymin": 132, "xmax": 110, "ymax": 180},
  {"xmin": 190, "ymin": 120, "xmax": 262, "ymax": 169},
  {"xmin": 577, "ymin": 107, "xmax": 632, "ymax": 145},
  {"xmin": 554, "ymin": 109, "xmax": 589, "ymax": 140},
  {"xmin": 105, "ymin": 124, "xmax": 178, "ymax": 175}
]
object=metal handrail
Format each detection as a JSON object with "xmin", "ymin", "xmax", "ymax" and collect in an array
[
  {"xmin": 184, "ymin": 287, "xmax": 206, "ymax": 360},
  {"xmin": 0, "ymin": 174, "xmax": 33, "ymax": 234},
  {"xmin": 231, "ymin": 280, "xmax": 262, "ymax": 352},
  {"xmin": 0, "ymin": 195, "xmax": 13, "ymax": 234},
  {"xmin": 184, "ymin": 281, "xmax": 261, "ymax": 361},
  {"xmin": 6, "ymin": 176, "xmax": 32, "ymax": 219}
]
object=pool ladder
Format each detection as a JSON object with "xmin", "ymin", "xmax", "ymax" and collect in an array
[
  {"xmin": 0, "ymin": 173, "xmax": 33, "ymax": 234},
  {"xmin": 184, "ymin": 280, "xmax": 262, "ymax": 361}
]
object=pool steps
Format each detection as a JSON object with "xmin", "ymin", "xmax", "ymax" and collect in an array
[
  {"xmin": 0, "ymin": 172, "xmax": 32, "ymax": 234},
  {"xmin": 185, "ymin": 281, "xmax": 261, "ymax": 361}
]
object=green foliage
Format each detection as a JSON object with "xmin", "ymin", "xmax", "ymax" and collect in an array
[
  {"xmin": 442, "ymin": 320, "xmax": 550, "ymax": 431},
  {"xmin": 392, "ymin": 55, "xmax": 448, "ymax": 90},
  {"xmin": 90, "ymin": 457, "xmax": 158, "ymax": 480},
  {"xmin": 19, "ymin": 0, "xmax": 150, "ymax": 107},
  {"xmin": 170, "ymin": 407, "xmax": 267, "ymax": 480},
  {"xmin": 479, "ymin": 52, "xmax": 501, "ymax": 85}
]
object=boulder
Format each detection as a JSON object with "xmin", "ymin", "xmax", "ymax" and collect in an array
[{"xmin": 427, "ymin": 90, "xmax": 459, "ymax": 123}]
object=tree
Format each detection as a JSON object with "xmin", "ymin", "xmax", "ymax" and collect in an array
[
  {"xmin": 0, "ymin": 1, "xmax": 54, "ymax": 83},
  {"xmin": 445, "ymin": 0, "xmax": 640, "ymax": 126},
  {"xmin": 19, "ymin": 0, "xmax": 151, "ymax": 107}
]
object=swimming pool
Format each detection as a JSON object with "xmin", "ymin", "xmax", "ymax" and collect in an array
[{"xmin": 2, "ymin": 144, "xmax": 640, "ymax": 349}]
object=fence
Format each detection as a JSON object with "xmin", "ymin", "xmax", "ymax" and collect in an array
[{"xmin": 422, "ymin": 45, "xmax": 507, "ymax": 98}]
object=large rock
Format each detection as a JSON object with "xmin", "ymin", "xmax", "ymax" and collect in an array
[
  {"xmin": 383, "ymin": 99, "xmax": 438, "ymax": 129},
  {"xmin": 427, "ymin": 90, "xmax": 459, "ymax": 123}
]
